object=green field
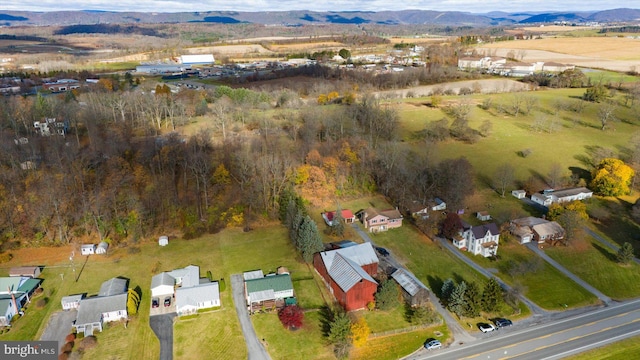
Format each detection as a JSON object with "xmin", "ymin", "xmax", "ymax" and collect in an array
[{"xmin": 566, "ymin": 335, "xmax": 640, "ymax": 360}]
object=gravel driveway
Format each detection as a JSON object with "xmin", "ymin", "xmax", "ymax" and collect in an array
[{"xmin": 230, "ymin": 273, "xmax": 271, "ymax": 360}]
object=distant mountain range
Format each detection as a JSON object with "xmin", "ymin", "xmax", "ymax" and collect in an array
[{"xmin": 0, "ymin": 8, "xmax": 639, "ymax": 27}]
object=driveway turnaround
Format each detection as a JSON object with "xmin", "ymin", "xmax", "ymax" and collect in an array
[
  {"xmin": 230, "ymin": 273, "xmax": 271, "ymax": 360},
  {"xmin": 150, "ymin": 313, "xmax": 176, "ymax": 360}
]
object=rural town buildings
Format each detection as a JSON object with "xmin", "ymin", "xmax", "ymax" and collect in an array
[
  {"xmin": 510, "ymin": 217, "xmax": 566, "ymax": 245},
  {"xmin": 357, "ymin": 208, "xmax": 403, "ymax": 232}
]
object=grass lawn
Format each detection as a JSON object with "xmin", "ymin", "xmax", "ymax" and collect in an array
[
  {"xmin": 350, "ymin": 323, "xmax": 450, "ymax": 360},
  {"xmin": 463, "ymin": 239, "xmax": 598, "ymax": 310},
  {"xmin": 356, "ymin": 306, "xmax": 411, "ymax": 333},
  {"xmin": 565, "ymin": 335, "xmax": 640, "ymax": 360},
  {"xmin": 545, "ymin": 237, "xmax": 640, "ymax": 300}
]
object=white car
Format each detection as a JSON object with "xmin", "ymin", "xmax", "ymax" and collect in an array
[
  {"xmin": 479, "ymin": 323, "xmax": 496, "ymax": 333},
  {"xmin": 424, "ymin": 339, "xmax": 442, "ymax": 350}
]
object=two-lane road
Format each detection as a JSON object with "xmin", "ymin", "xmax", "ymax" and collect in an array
[{"xmin": 408, "ymin": 299, "xmax": 640, "ymax": 360}]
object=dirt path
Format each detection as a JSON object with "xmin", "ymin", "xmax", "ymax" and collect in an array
[{"xmin": 375, "ymin": 79, "xmax": 532, "ymax": 99}]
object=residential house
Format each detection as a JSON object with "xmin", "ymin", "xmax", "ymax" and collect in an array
[
  {"xmin": 0, "ymin": 299, "xmax": 18, "ymax": 327},
  {"xmin": 322, "ymin": 209, "xmax": 356, "ymax": 226},
  {"xmin": 0, "ymin": 277, "xmax": 42, "ymax": 311},
  {"xmin": 390, "ymin": 268, "xmax": 430, "ymax": 307},
  {"xmin": 61, "ymin": 294, "xmax": 85, "ymax": 311},
  {"xmin": 477, "ymin": 211, "xmax": 491, "ymax": 221},
  {"xmin": 531, "ymin": 187, "xmax": 593, "ymax": 207},
  {"xmin": 453, "ymin": 222, "xmax": 500, "ymax": 257},
  {"xmin": 167, "ymin": 265, "xmax": 201, "ymax": 288},
  {"xmin": 357, "ymin": 208, "xmax": 403, "ymax": 233},
  {"xmin": 510, "ymin": 217, "xmax": 565, "ymax": 245},
  {"xmin": 175, "ymin": 282, "xmax": 220, "ymax": 316},
  {"xmin": 408, "ymin": 198, "xmax": 446, "ymax": 219},
  {"xmin": 81, "ymin": 244, "xmax": 96, "ymax": 255},
  {"xmin": 313, "ymin": 242, "xmax": 379, "ymax": 311},
  {"xmin": 512, "ymin": 190, "xmax": 526, "ymax": 199},
  {"xmin": 9, "ymin": 266, "xmax": 41, "ymax": 278},
  {"xmin": 99, "ymin": 278, "xmax": 128, "ymax": 297},
  {"xmin": 74, "ymin": 293, "xmax": 127, "ymax": 336},
  {"xmin": 151, "ymin": 272, "xmax": 176, "ymax": 298},
  {"xmin": 244, "ymin": 271, "xmax": 295, "ymax": 313}
]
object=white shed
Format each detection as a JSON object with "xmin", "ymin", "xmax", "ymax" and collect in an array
[
  {"xmin": 159, "ymin": 236, "xmax": 169, "ymax": 247},
  {"xmin": 512, "ymin": 190, "xmax": 526, "ymax": 199},
  {"xmin": 96, "ymin": 241, "xmax": 109, "ymax": 255},
  {"xmin": 81, "ymin": 244, "xmax": 96, "ymax": 256}
]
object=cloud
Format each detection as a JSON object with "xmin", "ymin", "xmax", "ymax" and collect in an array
[{"xmin": 0, "ymin": 0, "xmax": 633, "ymax": 13}]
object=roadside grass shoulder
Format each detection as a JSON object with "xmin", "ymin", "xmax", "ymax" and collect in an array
[
  {"xmin": 350, "ymin": 323, "xmax": 449, "ymax": 360},
  {"xmin": 564, "ymin": 334, "xmax": 640, "ymax": 360},
  {"xmin": 545, "ymin": 238, "xmax": 640, "ymax": 300}
]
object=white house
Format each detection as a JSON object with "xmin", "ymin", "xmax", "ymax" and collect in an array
[
  {"xmin": 151, "ymin": 273, "xmax": 176, "ymax": 298},
  {"xmin": 453, "ymin": 223, "xmax": 500, "ymax": 257},
  {"xmin": 0, "ymin": 299, "xmax": 18, "ymax": 327},
  {"xmin": 61, "ymin": 294, "xmax": 85, "ymax": 310},
  {"xmin": 167, "ymin": 265, "xmax": 201, "ymax": 288},
  {"xmin": 74, "ymin": 293, "xmax": 127, "ymax": 336},
  {"xmin": 531, "ymin": 187, "xmax": 593, "ymax": 207},
  {"xmin": 81, "ymin": 244, "xmax": 96, "ymax": 255},
  {"xmin": 175, "ymin": 281, "xmax": 220, "ymax": 316}
]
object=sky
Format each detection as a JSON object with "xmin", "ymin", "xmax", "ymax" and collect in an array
[{"xmin": 0, "ymin": 1, "xmax": 637, "ymax": 14}]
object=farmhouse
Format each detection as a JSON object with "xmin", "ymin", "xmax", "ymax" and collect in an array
[
  {"xmin": 531, "ymin": 187, "xmax": 593, "ymax": 207},
  {"xmin": 510, "ymin": 217, "xmax": 565, "ymax": 245},
  {"xmin": 321, "ymin": 209, "xmax": 356, "ymax": 226},
  {"xmin": 244, "ymin": 270, "xmax": 295, "ymax": 313},
  {"xmin": 313, "ymin": 242, "xmax": 379, "ymax": 311},
  {"xmin": 357, "ymin": 207, "xmax": 403, "ymax": 233},
  {"xmin": 453, "ymin": 222, "xmax": 500, "ymax": 257}
]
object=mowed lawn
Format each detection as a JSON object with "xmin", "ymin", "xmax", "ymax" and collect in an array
[
  {"xmin": 545, "ymin": 237, "xmax": 640, "ymax": 300},
  {"xmin": 463, "ymin": 240, "xmax": 598, "ymax": 310},
  {"xmin": 565, "ymin": 335, "xmax": 640, "ymax": 360}
]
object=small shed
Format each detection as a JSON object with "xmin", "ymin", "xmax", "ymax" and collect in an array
[
  {"xmin": 391, "ymin": 268, "xmax": 430, "ymax": 307},
  {"xmin": 96, "ymin": 241, "xmax": 109, "ymax": 255},
  {"xmin": 477, "ymin": 211, "xmax": 491, "ymax": 221},
  {"xmin": 9, "ymin": 266, "xmax": 41, "ymax": 278},
  {"xmin": 61, "ymin": 294, "xmax": 85, "ymax": 310},
  {"xmin": 159, "ymin": 236, "xmax": 169, "ymax": 247},
  {"xmin": 81, "ymin": 244, "xmax": 96, "ymax": 256},
  {"xmin": 512, "ymin": 190, "xmax": 526, "ymax": 199}
]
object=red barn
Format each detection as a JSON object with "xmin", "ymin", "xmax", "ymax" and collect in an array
[{"xmin": 314, "ymin": 242, "xmax": 379, "ymax": 311}]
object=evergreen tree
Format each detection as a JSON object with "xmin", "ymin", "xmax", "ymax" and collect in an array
[
  {"xmin": 617, "ymin": 242, "xmax": 635, "ymax": 264},
  {"xmin": 330, "ymin": 208, "xmax": 345, "ymax": 237},
  {"xmin": 463, "ymin": 282, "xmax": 482, "ymax": 318},
  {"xmin": 440, "ymin": 278, "xmax": 455, "ymax": 306},
  {"xmin": 375, "ymin": 279, "xmax": 400, "ymax": 310},
  {"xmin": 328, "ymin": 310, "xmax": 352, "ymax": 343},
  {"xmin": 448, "ymin": 281, "xmax": 467, "ymax": 317},
  {"xmin": 297, "ymin": 215, "xmax": 324, "ymax": 262},
  {"xmin": 482, "ymin": 278, "xmax": 503, "ymax": 313}
]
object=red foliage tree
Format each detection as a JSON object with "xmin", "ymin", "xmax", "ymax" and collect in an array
[
  {"xmin": 278, "ymin": 305, "xmax": 304, "ymax": 329},
  {"xmin": 441, "ymin": 212, "xmax": 463, "ymax": 239}
]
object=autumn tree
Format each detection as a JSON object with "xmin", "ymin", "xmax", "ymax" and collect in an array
[
  {"xmin": 278, "ymin": 305, "xmax": 304, "ymax": 329},
  {"xmin": 350, "ymin": 317, "xmax": 370, "ymax": 348},
  {"xmin": 591, "ymin": 158, "xmax": 635, "ymax": 196},
  {"xmin": 441, "ymin": 213, "xmax": 463, "ymax": 239}
]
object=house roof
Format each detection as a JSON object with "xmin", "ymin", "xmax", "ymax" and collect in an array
[
  {"xmin": 81, "ymin": 244, "xmax": 95, "ymax": 249},
  {"xmin": 391, "ymin": 268, "xmax": 428, "ymax": 296},
  {"xmin": 328, "ymin": 254, "xmax": 377, "ymax": 292},
  {"xmin": 9, "ymin": 266, "xmax": 40, "ymax": 277},
  {"xmin": 17, "ymin": 278, "xmax": 41, "ymax": 293},
  {"xmin": 245, "ymin": 274, "xmax": 293, "ymax": 295},
  {"xmin": 61, "ymin": 294, "xmax": 85, "ymax": 304},
  {"xmin": 512, "ymin": 216, "xmax": 549, "ymax": 227},
  {"xmin": 176, "ymin": 282, "xmax": 219, "ymax": 309},
  {"xmin": 151, "ymin": 273, "xmax": 175, "ymax": 289},
  {"xmin": 243, "ymin": 270, "xmax": 264, "ymax": 281},
  {"xmin": 248, "ymin": 289, "xmax": 275, "ymax": 303},
  {"xmin": 324, "ymin": 210, "xmax": 355, "ymax": 222},
  {"xmin": 167, "ymin": 265, "xmax": 200, "ymax": 288},
  {"xmin": 319, "ymin": 242, "xmax": 378, "ymax": 271},
  {"xmin": 532, "ymin": 221, "xmax": 565, "ymax": 238},
  {"xmin": 99, "ymin": 278, "xmax": 128, "ymax": 297},
  {"xmin": 0, "ymin": 277, "xmax": 25, "ymax": 294},
  {"xmin": 75, "ymin": 293, "xmax": 127, "ymax": 326},
  {"xmin": 551, "ymin": 187, "xmax": 592, "ymax": 198},
  {"xmin": 359, "ymin": 208, "xmax": 402, "ymax": 222},
  {"xmin": 97, "ymin": 241, "xmax": 109, "ymax": 249},
  {"xmin": 470, "ymin": 223, "xmax": 500, "ymax": 239},
  {"xmin": 332, "ymin": 240, "xmax": 358, "ymax": 249},
  {"xmin": 481, "ymin": 241, "xmax": 498, "ymax": 248}
]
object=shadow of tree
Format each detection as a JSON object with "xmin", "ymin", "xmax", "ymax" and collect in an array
[
  {"xmin": 426, "ymin": 275, "xmax": 443, "ymax": 298},
  {"xmin": 592, "ymin": 242, "xmax": 617, "ymax": 262}
]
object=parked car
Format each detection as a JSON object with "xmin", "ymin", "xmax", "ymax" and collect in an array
[
  {"xmin": 478, "ymin": 323, "xmax": 496, "ymax": 333},
  {"xmin": 424, "ymin": 339, "xmax": 442, "ymax": 350},
  {"xmin": 493, "ymin": 318, "xmax": 513, "ymax": 329},
  {"xmin": 164, "ymin": 296, "xmax": 171, "ymax": 307},
  {"xmin": 494, "ymin": 318, "xmax": 513, "ymax": 328},
  {"xmin": 375, "ymin": 247, "xmax": 390, "ymax": 256},
  {"xmin": 152, "ymin": 298, "xmax": 159, "ymax": 308}
]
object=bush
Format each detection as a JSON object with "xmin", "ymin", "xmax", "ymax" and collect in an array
[
  {"xmin": 518, "ymin": 148, "xmax": 533, "ymax": 158},
  {"xmin": 278, "ymin": 305, "xmax": 304, "ymax": 329},
  {"xmin": 64, "ymin": 333, "xmax": 76, "ymax": 343},
  {"xmin": 60, "ymin": 342, "xmax": 73, "ymax": 353},
  {"xmin": 0, "ymin": 252, "xmax": 12, "ymax": 263},
  {"xmin": 35, "ymin": 298, "xmax": 48, "ymax": 308}
]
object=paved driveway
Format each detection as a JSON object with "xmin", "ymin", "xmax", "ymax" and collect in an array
[
  {"xmin": 230, "ymin": 273, "xmax": 271, "ymax": 360},
  {"xmin": 40, "ymin": 309, "xmax": 77, "ymax": 348},
  {"xmin": 150, "ymin": 313, "xmax": 176, "ymax": 360}
]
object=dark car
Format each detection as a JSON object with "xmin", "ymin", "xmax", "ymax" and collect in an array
[
  {"xmin": 152, "ymin": 298, "xmax": 159, "ymax": 308},
  {"xmin": 164, "ymin": 296, "xmax": 171, "ymax": 307},
  {"xmin": 494, "ymin": 318, "xmax": 513, "ymax": 328},
  {"xmin": 375, "ymin": 247, "xmax": 390, "ymax": 256}
]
